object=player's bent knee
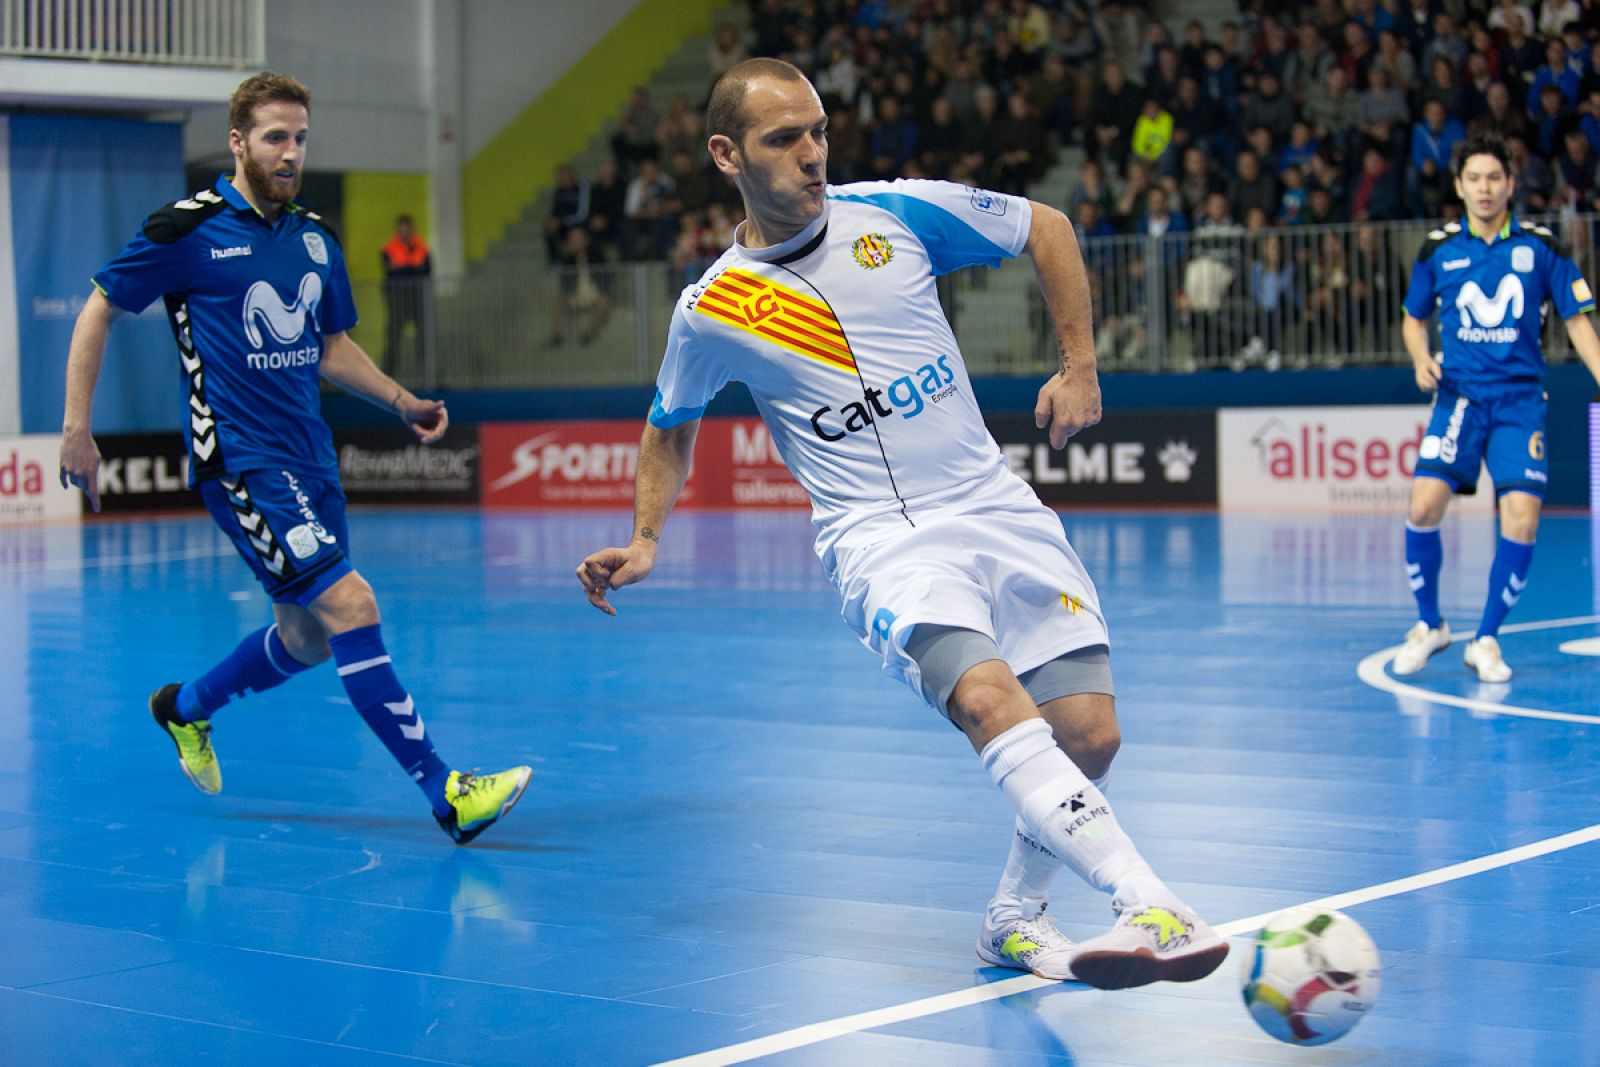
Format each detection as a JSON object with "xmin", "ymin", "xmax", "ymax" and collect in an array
[
  {"xmin": 310, "ymin": 572, "xmax": 381, "ymax": 633},
  {"xmin": 1072, "ymin": 720, "xmax": 1121, "ymax": 780},
  {"xmin": 949, "ymin": 666, "xmax": 1035, "ymax": 746}
]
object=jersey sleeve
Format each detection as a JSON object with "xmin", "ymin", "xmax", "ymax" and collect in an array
[
  {"xmin": 319, "ymin": 238, "xmax": 360, "ymax": 335},
  {"xmin": 91, "ymin": 230, "xmax": 188, "ymax": 314},
  {"xmin": 648, "ymin": 303, "xmax": 728, "ymax": 428},
  {"xmin": 1545, "ymin": 247, "xmax": 1596, "ymax": 318},
  {"xmin": 1402, "ymin": 254, "xmax": 1437, "ymax": 320},
  {"xmin": 828, "ymin": 179, "xmax": 1033, "ymax": 275}
]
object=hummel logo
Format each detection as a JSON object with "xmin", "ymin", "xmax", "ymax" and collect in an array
[
  {"xmin": 210, "ymin": 245, "xmax": 252, "ymax": 260},
  {"xmin": 1509, "ymin": 574, "xmax": 1528, "ymax": 592},
  {"xmin": 1442, "ymin": 258, "xmax": 1471, "ymax": 270}
]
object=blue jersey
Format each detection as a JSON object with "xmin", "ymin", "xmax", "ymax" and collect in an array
[
  {"xmin": 92, "ymin": 176, "xmax": 358, "ymax": 484},
  {"xmin": 1403, "ymin": 216, "xmax": 1594, "ymax": 390}
]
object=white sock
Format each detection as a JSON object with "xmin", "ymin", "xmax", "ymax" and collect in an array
[
  {"xmin": 982, "ymin": 719, "xmax": 1168, "ymax": 910},
  {"xmin": 986, "ymin": 770, "xmax": 1111, "ymax": 925}
]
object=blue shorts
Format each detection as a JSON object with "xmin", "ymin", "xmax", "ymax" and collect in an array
[
  {"xmin": 1415, "ymin": 382, "xmax": 1548, "ymax": 499},
  {"xmin": 199, "ymin": 469, "xmax": 353, "ymax": 606}
]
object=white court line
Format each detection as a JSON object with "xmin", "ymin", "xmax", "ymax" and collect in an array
[
  {"xmin": 1357, "ymin": 615, "xmax": 1600, "ymax": 726},
  {"xmin": 653, "ymin": 823, "xmax": 1600, "ymax": 1067}
]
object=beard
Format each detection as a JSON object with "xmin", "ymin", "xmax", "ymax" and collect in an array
[{"xmin": 242, "ymin": 148, "xmax": 301, "ymax": 205}]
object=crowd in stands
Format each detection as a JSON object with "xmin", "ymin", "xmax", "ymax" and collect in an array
[{"xmin": 543, "ymin": 0, "xmax": 1600, "ymax": 362}]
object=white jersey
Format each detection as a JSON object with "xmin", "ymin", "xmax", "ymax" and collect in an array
[{"xmin": 650, "ymin": 179, "xmax": 1033, "ymax": 571}]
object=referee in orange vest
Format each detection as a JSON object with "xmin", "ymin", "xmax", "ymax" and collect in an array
[{"xmin": 381, "ymin": 215, "xmax": 432, "ymax": 377}]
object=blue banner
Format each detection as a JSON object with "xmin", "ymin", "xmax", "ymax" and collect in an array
[{"xmin": 12, "ymin": 114, "xmax": 184, "ymax": 433}]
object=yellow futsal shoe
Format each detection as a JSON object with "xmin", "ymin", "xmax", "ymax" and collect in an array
[
  {"xmin": 436, "ymin": 766, "xmax": 533, "ymax": 845},
  {"xmin": 149, "ymin": 683, "xmax": 221, "ymax": 795}
]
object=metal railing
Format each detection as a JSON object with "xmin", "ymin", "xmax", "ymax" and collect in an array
[
  {"xmin": 350, "ymin": 214, "xmax": 1600, "ymax": 389},
  {"xmin": 0, "ymin": 0, "xmax": 264, "ymax": 67}
]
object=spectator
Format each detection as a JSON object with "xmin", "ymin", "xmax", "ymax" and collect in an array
[
  {"xmin": 918, "ymin": 96, "xmax": 965, "ymax": 178},
  {"xmin": 1509, "ymin": 132, "xmax": 1559, "ymax": 212},
  {"xmin": 1200, "ymin": 44, "xmax": 1242, "ymax": 128},
  {"xmin": 665, "ymin": 148, "xmax": 712, "ymax": 217},
  {"xmin": 1088, "ymin": 58, "xmax": 1142, "ymax": 167},
  {"xmin": 1228, "ymin": 149, "xmax": 1281, "ymax": 222},
  {"xmin": 1470, "ymin": 81, "xmax": 1531, "ymax": 144},
  {"xmin": 1306, "ymin": 230, "xmax": 1352, "ymax": 352},
  {"xmin": 1337, "ymin": 20, "xmax": 1377, "ymax": 87},
  {"xmin": 1411, "ymin": 98, "xmax": 1466, "ymax": 216},
  {"xmin": 380, "ymin": 214, "xmax": 431, "ymax": 376},
  {"xmin": 1178, "ymin": 20, "xmax": 1209, "ymax": 78},
  {"xmin": 1280, "ymin": 120, "xmax": 1321, "ymax": 170},
  {"xmin": 1241, "ymin": 70, "xmax": 1296, "ymax": 148},
  {"xmin": 1303, "ymin": 65, "xmax": 1357, "ymax": 158},
  {"xmin": 1259, "ymin": 19, "xmax": 1296, "ymax": 82},
  {"xmin": 1350, "ymin": 146, "xmax": 1403, "ymax": 221},
  {"xmin": 1130, "ymin": 96, "xmax": 1175, "ymax": 166},
  {"xmin": 1048, "ymin": 10, "xmax": 1102, "ymax": 128},
  {"xmin": 1558, "ymin": 126, "xmax": 1600, "ymax": 210},
  {"xmin": 623, "ymin": 156, "xmax": 675, "ymax": 260},
  {"xmin": 1184, "ymin": 193, "xmax": 1242, "ymax": 362},
  {"xmin": 1303, "ymin": 184, "xmax": 1346, "ymax": 224},
  {"xmin": 1582, "ymin": 88, "xmax": 1600, "ymax": 152},
  {"xmin": 1278, "ymin": 163, "xmax": 1309, "ymax": 223},
  {"xmin": 1530, "ymin": 39, "xmax": 1582, "ymax": 115},
  {"xmin": 827, "ymin": 106, "xmax": 868, "ymax": 184},
  {"xmin": 1539, "ymin": 0, "xmax": 1582, "ymax": 38},
  {"xmin": 1372, "ymin": 30, "xmax": 1418, "ymax": 94},
  {"xmin": 751, "ymin": 0, "xmax": 787, "ymax": 58},
  {"xmin": 1421, "ymin": 13, "xmax": 1469, "ymax": 75},
  {"xmin": 1071, "ymin": 198, "xmax": 1116, "ymax": 244},
  {"xmin": 1069, "ymin": 156, "xmax": 1117, "ymax": 219},
  {"xmin": 960, "ymin": 86, "xmax": 1004, "ymax": 185},
  {"xmin": 545, "ymin": 163, "xmax": 591, "ymax": 260},
  {"xmin": 1169, "ymin": 75, "xmax": 1216, "ymax": 153},
  {"xmin": 1499, "ymin": 14, "xmax": 1547, "ymax": 91},
  {"xmin": 1147, "ymin": 46, "xmax": 1185, "ymax": 104},
  {"xmin": 1114, "ymin": 158, "xmax": 1155, "ymax": 228},
  {"xmin": 1029, "ymin": 53, "xmax": 1077, "ymax": 146},
  {"xmin": 707, "ymin": 24, "xmax": 749, "ymax": 80},
  {"xmin": 870, "ymin": 94, "xmax": 919, "ymax": 176},
  {"xmin": 548, "ymin": 227, "xmax": 610, "ymax": 348},
  {"xmin": 1533, "ymin": 83, "xmax": 1573, "ymax": 159},
  {"xmin": 986, "ymin": 29, "xmax": 1035, "ymax": 92},
  {"xmin": 1244, "ymin": 232, "xmax": 1295, "ymax": 366},
  {"xmin": 1284, "ymin": 21, "xmax": 1335, "ymax": 104},
  {"xmin": 1176, "ymin": 144, "xmax": 1223, "ymax": 216},
  {"xmin": 586, "ymin": 160, "xmax": 626, "ymax": 262},
  {"xmin": 1352, "ymin": 224, "xmax": 1403, "ymax": 347},
  {"xmin": 1010, "ymin": 0, "xmax": 1053, "ymax": 56},
  {"xmin": 1488, "ymin": 0, "xmax": 1537, "ymax": 35},
  {"xmin": 993, "ymin": 92, "xmax": 1049, "ymax": 194},
  {"xmin": 1420, "ymin": 57, "xmax": 1469, "ymax": 119},
  {"xmin": 1355, "ymin": 66, "xmax": 1410, "ymax": 156},
  {"xmin": 940, "ymin": 58, "xmax": 985, "ymax": 128},
  {"xmin": 612, "ymin": 86, "xmax": 661, "ymax": 168}
]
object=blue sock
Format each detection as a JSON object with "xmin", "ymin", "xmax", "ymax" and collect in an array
[
  {"xmin": 1405, "ymin": 522, "xmax": 1444, "ymax": 628},
  {"xmin": 328, "ymin": 624, "xmax": 451, "ymax": 816},
  {"xmin": 1477, "ymin": 536, "xmax": 1535, "ymax": 639},
  {"xmin": 178, "ymin": 625, "xmax": 314, "ymax": 722}
]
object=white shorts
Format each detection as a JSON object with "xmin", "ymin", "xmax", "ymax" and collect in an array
[{"xmin": 831, "ymin": 467, "xmax": 1109, "ymax": 706}]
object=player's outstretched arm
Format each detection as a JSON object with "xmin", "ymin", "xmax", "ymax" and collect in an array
[
  {"xmin": 1563, "ymin": 312, "xmax": 1600, "ymax": 389},
  {"xmin": 578, "ymin": 419, "xmax": 699, "ymax": 616},
  {"xmin": 320, "ymin": 330, "xmax": 448, "ymax": 444},
  {"xmin": 59, "ymin": 288, "xmax": 123, "ymax": 512},
  {"xmin": 1401, "ymin": 314, "xmax": 1440, "ymax": 393},
  {"xmin": 1024, "ymin": 199, "xmax": 1102, "ymax": 449}
]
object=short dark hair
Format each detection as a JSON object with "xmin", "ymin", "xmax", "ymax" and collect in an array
[
  {"xmin": 229, "ymin": 71, "xmax": 311, "ymax": 135},
  {"xmin": 1453, "ymin": 133, "xmax": 1511, "ymax": 178},
  {"xmin": 707, "ymin": 58, "xmax": 810, "ymax": 146}
]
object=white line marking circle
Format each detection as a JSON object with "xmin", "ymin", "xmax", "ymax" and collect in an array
[{"xmin": 1357, "ymin": 615, "xmax": 1600, "ymax": 725}]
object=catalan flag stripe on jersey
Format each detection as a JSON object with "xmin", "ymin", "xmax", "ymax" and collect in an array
[{"xmin": 695, "ymin": 268, "xmax": 856, "ymax": 373}]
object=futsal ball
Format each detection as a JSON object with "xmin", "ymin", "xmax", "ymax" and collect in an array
[{"xmin": 1240, "ymin": 906, "xmax": 1381, "ymax": 1046}]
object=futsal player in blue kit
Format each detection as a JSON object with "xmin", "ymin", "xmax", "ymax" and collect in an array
[
  {"xmin": 58, "ymin": 72, "xmax": 531, "ymax": 844},
  {"xmin": 578, "ymin": 59, "xmax": 1229, "ymax": 990},
  {"xmin": 1392, "ymin": 133, "xmax": 1600, "ymax": 682}
]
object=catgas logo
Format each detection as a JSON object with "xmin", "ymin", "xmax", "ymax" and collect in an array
[
  {"xmin": 851, "ymin": 233, "xmax": 894, "ymax": 270},
  {"xmin": 809, "ymin": 357, "xmax": 957, "ymax": 441}
]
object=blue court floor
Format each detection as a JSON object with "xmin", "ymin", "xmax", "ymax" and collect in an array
[{"xmin": 2, "ymin": 505, "xmax": 1597, "ymax": 1066}]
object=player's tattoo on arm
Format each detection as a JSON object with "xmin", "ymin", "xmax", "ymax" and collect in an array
[
  {"xmin": 638, "ymin": 526, "xmax": 660, "ymax": 544},
  {"xmin": 390, "ymin": 387, "xmax": 404, "ymax": 412},
  {"xmin": 1057, "ymin": 338, "xmax": 1071, "ymax": 376}
]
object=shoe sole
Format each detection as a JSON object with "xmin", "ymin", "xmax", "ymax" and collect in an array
[
  {"xmin": 150, "ymin": 689, "xmax": 221, "ymax": 796},
  {"xmin": 1070, "ymin": 940, "xmax": 1229, "ymax": 991},
  {"xmin": 974, "ymin": 943, "xmax": 1073, "ymax": 981}
]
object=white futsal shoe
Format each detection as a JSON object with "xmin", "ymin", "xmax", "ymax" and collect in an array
[
  {"xmin": 1068, "ymin": 902, "xmax": 1229, "ymax": 990},
  {"xmin": 1392, "ymin": 620, "xmax": 1451, "ymax": 675},
  {"xmin": 977, "ymin": 904, "xmax": 1077, "ymax": 980},
  {"xmin": 1463, "ymin": 635, "xmax": 1512, "ymax": 683}
]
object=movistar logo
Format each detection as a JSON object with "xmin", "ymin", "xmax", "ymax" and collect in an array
[
  {"xmin": 1456, "ymin": 275, "xmax": 1523, "ymax": 342},
  {"xmin": 243, "ymin": 272, "xmax": 323, "ymax": 348}
]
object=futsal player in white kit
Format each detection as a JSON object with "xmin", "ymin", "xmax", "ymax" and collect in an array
[{"xmin": 577, "ymin": 58, "xmax": 1227, "ymax": 989}]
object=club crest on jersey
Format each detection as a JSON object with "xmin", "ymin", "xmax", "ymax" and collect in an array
[
  {"xmin": 1511, "ymin": 246, "xmax": 1534, "ymax": 273},
  {"xmin": 851, "ymin": 233, "xmax": 894, "ymax": 270},
  {"xmin": 969, "ymin": 188, "xmax": 1007, "ymax": 216},
  {"xmin": 303, "ymin": 232, "xmax": 329, "ymax": 265}
]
